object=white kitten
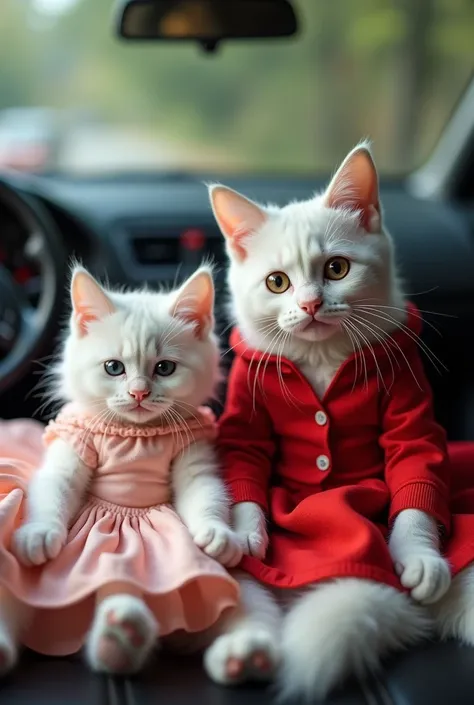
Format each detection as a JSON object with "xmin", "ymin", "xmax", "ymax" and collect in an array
[
  {"xmin": 204, "ymin": 143, "xmax": 450, "ymax": 700},
  {"xmin": 0, "ymin": 266, "xmax": 241, "ymax": 674}
]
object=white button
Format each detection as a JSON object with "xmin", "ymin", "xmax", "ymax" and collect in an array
[
  {"xmin": 315, "ymin": 411, "xmax": 327, "ymax": 426},
  {"xmin": 316, "ymin": 454, "xmax": 330, "ymax": 471}
]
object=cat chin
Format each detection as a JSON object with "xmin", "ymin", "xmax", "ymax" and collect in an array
[
  {"xmin": 287, "ymin": 319, "xmax": 341, "ymax": 343},
  {"xmin": 109, "ymin": 405, "xmax": 168, "ymax": 425}
]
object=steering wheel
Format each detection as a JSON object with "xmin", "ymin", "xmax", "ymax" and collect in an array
[{"xmin": 0, "ymin": 179, "xmax": 65, "ymax": 395}]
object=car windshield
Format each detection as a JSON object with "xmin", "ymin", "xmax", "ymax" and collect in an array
[{"xmin": 0, "ymin": 0, "xmax": 472, "ymax": 176}]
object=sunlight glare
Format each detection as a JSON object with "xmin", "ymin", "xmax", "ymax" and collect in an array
[{"xmin": 32, "ymin": 0, "xmax": 79, "ymax": 16}]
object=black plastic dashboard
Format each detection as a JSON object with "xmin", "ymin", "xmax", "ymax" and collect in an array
[
  {"xmin": 10, "ymin": 172, "xmax": 474, "ymax": 296},
  {"xmin": 1, "ymin": 169, "xmax": 474, "ymax": 437}
]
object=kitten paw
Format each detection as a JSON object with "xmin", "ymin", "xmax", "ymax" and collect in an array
[
  {"xmin": 240, "ymin": 528, "xmax": 269, "ymax": 560},
  {"xmin": 204, "ymin": 628, "xmax": 279, "ymax": 685},
  {"xmin": 193, "ymin": 522, "xmax": 243, "ymax": 567},
  {"xmin": 86, "ymin": 594, "xmax": 158, "ymax": 675},
  {"xmin": 13, "ymin": 521, "xmax": 66, "ymax": 566},
  {"xmin": 396, "ymin": 554, "xmax": 451, "ymax": 604},
  {"xmin": 232, "ymin": 502, "xmax": 269, "ymax": 559}
]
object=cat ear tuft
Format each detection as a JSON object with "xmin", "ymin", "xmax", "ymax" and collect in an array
[
  {"xmin": 324, "ymin": 142, "xmax": 381, "ymax": 233},
  {"xmin": 208, "ymin": 185, "xmax": 267, "ymax": 261},
  {"xmin": 171, "ymin": 267, "xmax": 215, "ymax": 339},
  {"xmin": 71, "ymin": 268, "xmax": 115, "ymax": 337}
]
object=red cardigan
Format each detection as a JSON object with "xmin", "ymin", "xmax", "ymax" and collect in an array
[{"xmin": 219, "ymin": 303, "xmax": 453, "ymax": 590}]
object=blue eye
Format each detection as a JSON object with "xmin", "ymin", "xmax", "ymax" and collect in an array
[
  {"xmin": 154, "ymin": 360, "xmax": 176, "ymax": 377},
  {"xmin": 104, "ymin": 360, "xmax": 125, "ymax": 376}
]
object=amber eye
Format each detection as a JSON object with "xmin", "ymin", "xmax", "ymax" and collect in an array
[
  {"xmin": 324, "ymin": 257, "xmax": 350, "ymax": 281},
  {"xmin": 266, "ymin": 271, "xmax": 291, "ymax": 294}
]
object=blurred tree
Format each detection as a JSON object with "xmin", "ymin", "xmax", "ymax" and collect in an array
[{"xmin": 0, "ymin": 0, "xmax": 472, "ymax": 174}]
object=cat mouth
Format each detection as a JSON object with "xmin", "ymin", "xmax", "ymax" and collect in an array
[
  {"xmin": 116, "ymin": 402, "xmax": 163, "ymax": 417},
  {"xmin": 298, "ymin": 316, "xmax": 340, "ymax": 332}
]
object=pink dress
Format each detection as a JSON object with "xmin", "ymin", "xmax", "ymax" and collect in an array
[{"xmin": 0, "ymin": 405, "xmax": 239, "ymax": 656}]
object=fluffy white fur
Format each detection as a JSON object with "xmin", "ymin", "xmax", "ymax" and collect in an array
[
  {"xmin": 0, "ymin": 266, "xmax": 241, "ymax": 674},
  {"xmin": 429, "ymin": 565, "xmax": 474, "ymax": 647},
  {"xmin": 204, "ymin": 143, "xmax": 450, "ymax": 699}
]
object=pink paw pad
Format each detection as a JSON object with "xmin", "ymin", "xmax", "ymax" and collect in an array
[
  {"xmin": 225, "ymin": 651, "xmax": 273, "ymax": 680},
  {"xmin": 97, "ymin": 634, "xmax": 132, "ymax": 673},
  {"xmin": 251, "ymin": 651, "xmax": 272, "ymax": 673},
  {"xmin": 226, "ymin": 657, "xmax": 245, "ymax": 679},
  {"xmin": 106, "ymin": 611, "xmax": 146, "ymax": 648}
]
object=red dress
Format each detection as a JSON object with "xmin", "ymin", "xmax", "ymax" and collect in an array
[{"xmin": 218, "ymin": 303, "xmax": 474, "ymax": 590}]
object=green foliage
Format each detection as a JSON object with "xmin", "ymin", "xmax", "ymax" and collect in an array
[{"xmin": 0, "ymin": 0, "xmax": 472, "ymax": 174}]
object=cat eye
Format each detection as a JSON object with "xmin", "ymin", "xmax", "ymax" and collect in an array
[
  {"xmin": 324, "ymin": 257, "xmax": 350, "ymax": 281},
  {"xmin": 154, "ymin": 360, "xmax": 177, "ymax": 377},
  {"xmin": 266, "ymin": 271, "xmax": 291, "ymax": 294},
  {"xmin": 104, "ymin": 360, "xmax": 125, "ymax": 376}
]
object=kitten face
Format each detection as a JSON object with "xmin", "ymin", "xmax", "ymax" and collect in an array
[
  {"xmin": 210, "ymin": 143, "xmax": 403, "ymax": 353},
  {"xmin": 57, "ymin": 267, "xmax": 218, "ymax": 425}
]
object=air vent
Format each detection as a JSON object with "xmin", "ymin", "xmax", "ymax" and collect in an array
[
  {"xmin": 131, "ymin": 235, "xmax": 179, "ymax": 266},
  {"xmin": 112, "ymin": 219, "xmax": 226, "ymax": 283},
  {"xmin": 124, "ymin": 222, "xmax": 225, "ymax": 267}
]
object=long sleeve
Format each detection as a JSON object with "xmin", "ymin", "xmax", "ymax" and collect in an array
[
  {"xmin": 218, "ymin": 355, "xmax": 275, "ymax": 511},
  {"xmin": 379, "ymin": 342, "xmax": 450, "ymax": 531}
]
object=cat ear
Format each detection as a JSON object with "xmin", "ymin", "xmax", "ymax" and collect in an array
[
  {"xmin": 209, "ymin": 185, "xmax": 267, "ymax": 261},
  {"xmin": 71, "ymin": 268, "xmax": 115, "ymax": 337},
  {"xmin": 324, "ymin": 143, "xmax": 381, "ymax": 233},
  {"xmin": 171, "ymin": 267, "xmax": 214, "ymax": 339}
]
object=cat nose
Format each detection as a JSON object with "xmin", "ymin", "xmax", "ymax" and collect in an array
[
  {"xmin": 129, "ymin": 388, "xmax": 150, "ymax": 403},
  {"xmin": 298, "ymin": 298, "xmax": 322, "ymax": 316}
]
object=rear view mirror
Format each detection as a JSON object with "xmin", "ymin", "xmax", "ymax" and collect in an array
[{"xmin": 116, "ymin": 0, "xmax": 298, "ymax": 50}]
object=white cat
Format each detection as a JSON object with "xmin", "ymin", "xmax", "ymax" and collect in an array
[
  {"xmin": 203, "ymin": 143, "xmax": 451, "ymax": 700},
  {"xmin": 0, "ymin": 265, "xmax": 242, "ymax": 674}
]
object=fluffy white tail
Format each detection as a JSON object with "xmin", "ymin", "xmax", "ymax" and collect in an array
[
  {"xmin": 278, "ymin": 578, "xmax": 431, "ymax": 701},
  {"xmin": 431, "ymin": 564, "xmax": 474, "ymax": 643}
]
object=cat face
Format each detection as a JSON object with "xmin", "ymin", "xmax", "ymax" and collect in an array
[
  {"xmin": 210, "ymin": 143, "xmax": 402, "ymax": 350},
  {"xmin": 57, "ymin": 266, "xmax": 219, "ymax": 424}
]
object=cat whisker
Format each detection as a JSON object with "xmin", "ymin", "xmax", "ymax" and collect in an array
[
  {"xmin": 220, "ymin": 320, "xmax": 235, "ymax": 336},
  {"xmin": 349, "ymin": 314, "xmax": 423, "ymax": 391},
  {"xmin": 167, "ymin": 406, "xmax": 196, "ymax": 457},
  {"xmin": 261, "ymin": 328, "xmax": 287, "ymax": 404},
  {"xmin": 97, "ymin": 409, "xmax": 119, "ymax": 456},
  {"xmin": 349, "ymin": 315, "xmax": 398, "ymax": 392},
  {"xmin": 173, "ymin": 400, "xmax": 206, "ymax": 429},
  {"xmin": 343, "ymin": 318, "xmax": 370, "ymax": 392},
  {"xmin": 276, "ymin": 331, "xmax": 302, "ymax": 411},
  {"xmin": 252, "ymin": 325, "xmax": 300, "ymax": 410},
  {"xmin": 221, "ymin": 337, "xmax": 251, "ymax": 358},
  {"xmin": 80, "ymin": 407, "xmax": 114, "ymax": 457},
  {"xmin": 340, "ymin": 321, "xmax": 361, "ymax": 393},
  {"xmin": 352, "ymin": 303, "xmax": 451, "ymax": 337},
  {"xmin": 162, "ymin": 408, "xmax": 180, "ymax": 456},
  {"xmin": 352, "ymin": 308, "xmax": 447, "ymax": 375},
  {"xmin": 172, "ymin": 262, "xmax": 183, "ymax": 290},
  {"xmin": 251, "ymin": 327, "xmax": 283, "ymax": 411},
  {"xmin": 346, "ymin": 320, "xmax": 369, "ymax": 389},
  {"xmin": 351, "ymin": 299, "xmax": 455, "ymax": 319},
  {"xmin": 259, "ymin": 331, "xmax": 284, "ymax": 402},
  {"xmin": 355, "ymin": 303, "xmax": 444, "ymax": 337},
  {"xmin": 254, "ymin": 324, "xmax": 286, "ymax": 398},
  {"xmin": 221, "ymin": 318, "xmax": 280, "ymax": 358},
  {"xmin": 344, "ymin": 318, "xmax": 386, "ymax": 393}
]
